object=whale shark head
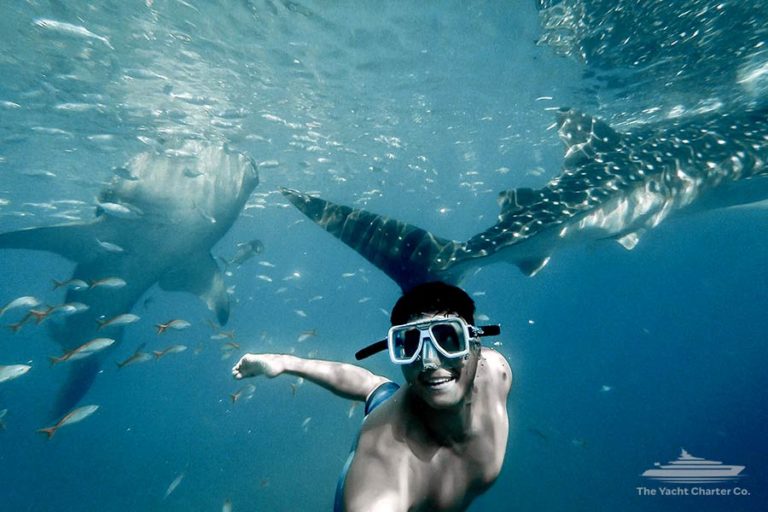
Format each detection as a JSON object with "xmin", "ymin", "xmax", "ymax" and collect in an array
[
  {"xmin": 0, "ymin": 142, "xmax": 259, "ymax": 417},
  {"xmin": 99, "ymin": 141, "xmax": 258, "ymax": 232}
]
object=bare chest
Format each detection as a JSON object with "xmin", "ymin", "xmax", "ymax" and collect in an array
[
  {"xmin": 419, "ymin": 428, "xmax": 507, "ymax": 509},
  {"xmin": 354, "ymin": 419, "xmax": 507, "ymax": 511}
]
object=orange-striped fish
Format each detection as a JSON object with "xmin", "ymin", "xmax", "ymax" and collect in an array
[
  {"xmin": 28, "ymin": 307, "xmax": 55, "ymax": 324},
  {"xmin": 0, "ymin": 364, "xmax": 31, "ymax": 383},
  {"xmin": 37, "ymin": 404, "xmax": 99, "ymax": 439},
  {"xmin": 7, "ymin": 312, "xmax": 35, "ymax": 333},
  {"xmin": 155, "ymin": 319, "xmax": 191, "ymax": 334},
  {"xmin": 116, "ymin": 347, "xmax": 152, "ymax": 369},
  {"xmin": 153, "ymin": 344, "xmax": 188, "ymax": 359},
  {"xmin": 0, "ymin": 296, "xmax": 40, "ymax": 316},
  {"xmin": 50, "ymin": 338, "xmax": 115, "ymax": 365},
  {"xmin": 230, "ymin": 383, "xmax": 255, "ymax": 404},
  {"xmin": 89, "ymin": 277, "xmax": 127, "ymax": 289},
  {"xmin": 52, "ymin": 278, "xmax": 88, "ymax": 290},
  {"xmin": 97, "ymin": 313, "xmax": 140, "ymax": 330}
]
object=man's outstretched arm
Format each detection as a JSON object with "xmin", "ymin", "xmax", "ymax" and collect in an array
[{"xmin": 232, "ymin": 353, "xmax": 390, "ymax": 401}]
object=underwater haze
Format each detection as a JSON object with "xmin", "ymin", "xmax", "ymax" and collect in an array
[{"xmin": 1, "ymin": 1, "xmax": 767, "ymax": 511}]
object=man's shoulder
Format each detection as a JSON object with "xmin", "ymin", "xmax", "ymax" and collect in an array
[{"xmin": 480, "ymin": 347, "xmax": 513, "ymax": 394}]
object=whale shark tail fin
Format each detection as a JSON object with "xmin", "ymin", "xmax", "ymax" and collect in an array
[
  {"xmin": 0, "ymin": 221, "xmax": 102, "ymax": 263},
  {"xmin": 280, "ymin": 188, "xmax": 464, "ymax": 291}
]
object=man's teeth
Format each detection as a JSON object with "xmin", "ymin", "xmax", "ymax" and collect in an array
[{"xmin": 425, "ymin": 377, "xmax": 453, "ymax": 386}]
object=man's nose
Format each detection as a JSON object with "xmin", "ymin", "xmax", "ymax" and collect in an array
[{"xmin": 421, "ymin": 338, "xmax": 440, "ymax": 369}]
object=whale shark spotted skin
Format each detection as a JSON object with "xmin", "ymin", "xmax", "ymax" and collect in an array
[
  {"xmin": 0, "ymin": 141, "xmax": 258, "ymax": 416},
  {"xmin": 282, "ymin": 106, "xmax": 768, "ymax": 291}
]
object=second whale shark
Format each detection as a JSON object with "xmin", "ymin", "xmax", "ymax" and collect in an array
[
  {"xmin": 282, "ymin": 106, "xmax": 768, "ymax": 291},
  {"xmin": 0, "ymin": 141, "xmax": 258, "ymax": 417}
]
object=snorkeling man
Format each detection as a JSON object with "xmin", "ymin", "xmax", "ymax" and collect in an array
[{"xmin": 232, "ymin": 281, "xmax": 512, "ymax": 511}]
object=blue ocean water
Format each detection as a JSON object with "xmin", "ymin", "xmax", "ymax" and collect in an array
[{"xmin": 1, "ymin": 1, "xmax": 766, "ymax": 511}]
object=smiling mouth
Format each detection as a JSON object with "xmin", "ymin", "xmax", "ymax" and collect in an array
[{"xmin": 420, "ymin": 374, "xmax": 456, "ymax": 389}]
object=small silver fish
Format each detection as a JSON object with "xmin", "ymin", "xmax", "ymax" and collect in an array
[
  {"xmin": 257, "ymin": 160, "xmax": 279, "ymax": 169},
  {"xmin": 230, "ymin": 383, "xmax": 256, "ymax": 403},
  {"xmin": 96, "ymin": 239, "xmax": 125, "ymax": 253},
  {"xmin": 222, "ymin": 498, "xmax": 233, "ymax": 512},
  {"xmin": 111, "ymin": 165, "xmax": 138, "ymax": 181},
  {"xmin": 52, "ymin": 278, "xmax": 89, "ymax": 290},
  {"xmin": 0, "ymin": 296, "xmax": 40, "ymax": 316},
  {"xmin": 156, "ymin": 319, "xmax": 191, "ymax": 334},
  {"xmin": 50, "ymin": 338, "xmax": 115, "ymax": 365},
  {"xmin": 116, "ymin": 350, "xmax": 152, "ymax": 369},
  {"xmin": 289, "ymin": 377, "xmax": 304, "ymax": 397},
  {"xmin": 0, "ymin": 408, "xmax": 7, "ymax": 430},
  {"xmin": 37, "ymin": 404, "xmax": 99, "ymax": 439},
  {"xmin": 33, "ymin": 18, "xmax": 113, "ymax": 49},
  {"xmin": 226, "ymin": 239, "xmax": 264, "ymax": 268},
  {"xmin": 96, "ymin": 201, "xmax": 143, "ymax": 219},
  {"xmin": 0, "ymin": 364, "xmax": 31, "ymax": 384},
  {"xmin": 297, "ymin": 329, "xmax": 316, "ymax": 343},
  {"xmin": 294, "ymin": 309, "xmax": 307, "ymax": 318},
  {"xmin": 7, "ymin": 312, "xmax": 35, "ymax": 333},
  {"xmin": 25, "ymin": 306, "xmax": 57, "ymax": 324},
  {"xmin": 97, "ymin": 313, "xmax": 140, "ymax": 330},
  {"xmin": 52, "ymin": 302, "xmax": 90, "ymax": 317},
  {"xmin": 153, "ymin": 344, "xmax": 188, "ymax": 359},
  {"xmin": 163, "ymin": 472, "xmax": 185, "ymax": 499},
  {"xmin": 90, "ymin": 277, "xmax": 127, "ymax": 289},
  {"xmin": 282, "ymin": 272, "xmax": 302, "ymax": 281}
]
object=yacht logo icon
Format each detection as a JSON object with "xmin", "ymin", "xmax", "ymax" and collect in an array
[{"xmin": 642, "ymin": 449, "xmax": 745, "ymax": 484}]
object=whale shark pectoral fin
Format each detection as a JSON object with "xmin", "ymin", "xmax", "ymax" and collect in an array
[
  {"xmin": 51, "ymin": 357, "xmax": 101, "ymax": 420},
  {"xmin": 159, "ymin": 251, "xmax": 230, "ymax": 325},
  {"xmin": 615, "ymin": 231, "xmax": 642, "ymax": 250},
  {"xmin": 281, "ymin": 188, "xmax": 463, "ymax": 291},
  {"xmin": 516, "ymin": 256, "xmax": 551, "ymax": 277},
  {"xmin": 555, "ymin": 108, "xmax": 623, "ymax": 167},
  {"xmin": 0, "ymin": 221, "xmax": 103, "ymax": 263}
]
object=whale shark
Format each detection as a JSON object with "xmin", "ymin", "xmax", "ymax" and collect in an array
[
  {"xmin": 282, "ymin": 106, "xmax": 768, "ymax": 291},
  {"xmin": 0, "ymin": 141, "xmax": 258, "ymax": 417}
]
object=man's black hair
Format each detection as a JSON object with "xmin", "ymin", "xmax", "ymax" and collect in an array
[{"xmin": 390, "ymin": 281, "xmax": 475, "ymax": 326}]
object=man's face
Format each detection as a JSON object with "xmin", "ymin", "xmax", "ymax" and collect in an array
[{"xmin": 400, "ymin": 312, "xmax": 480, "ymax": 410}]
